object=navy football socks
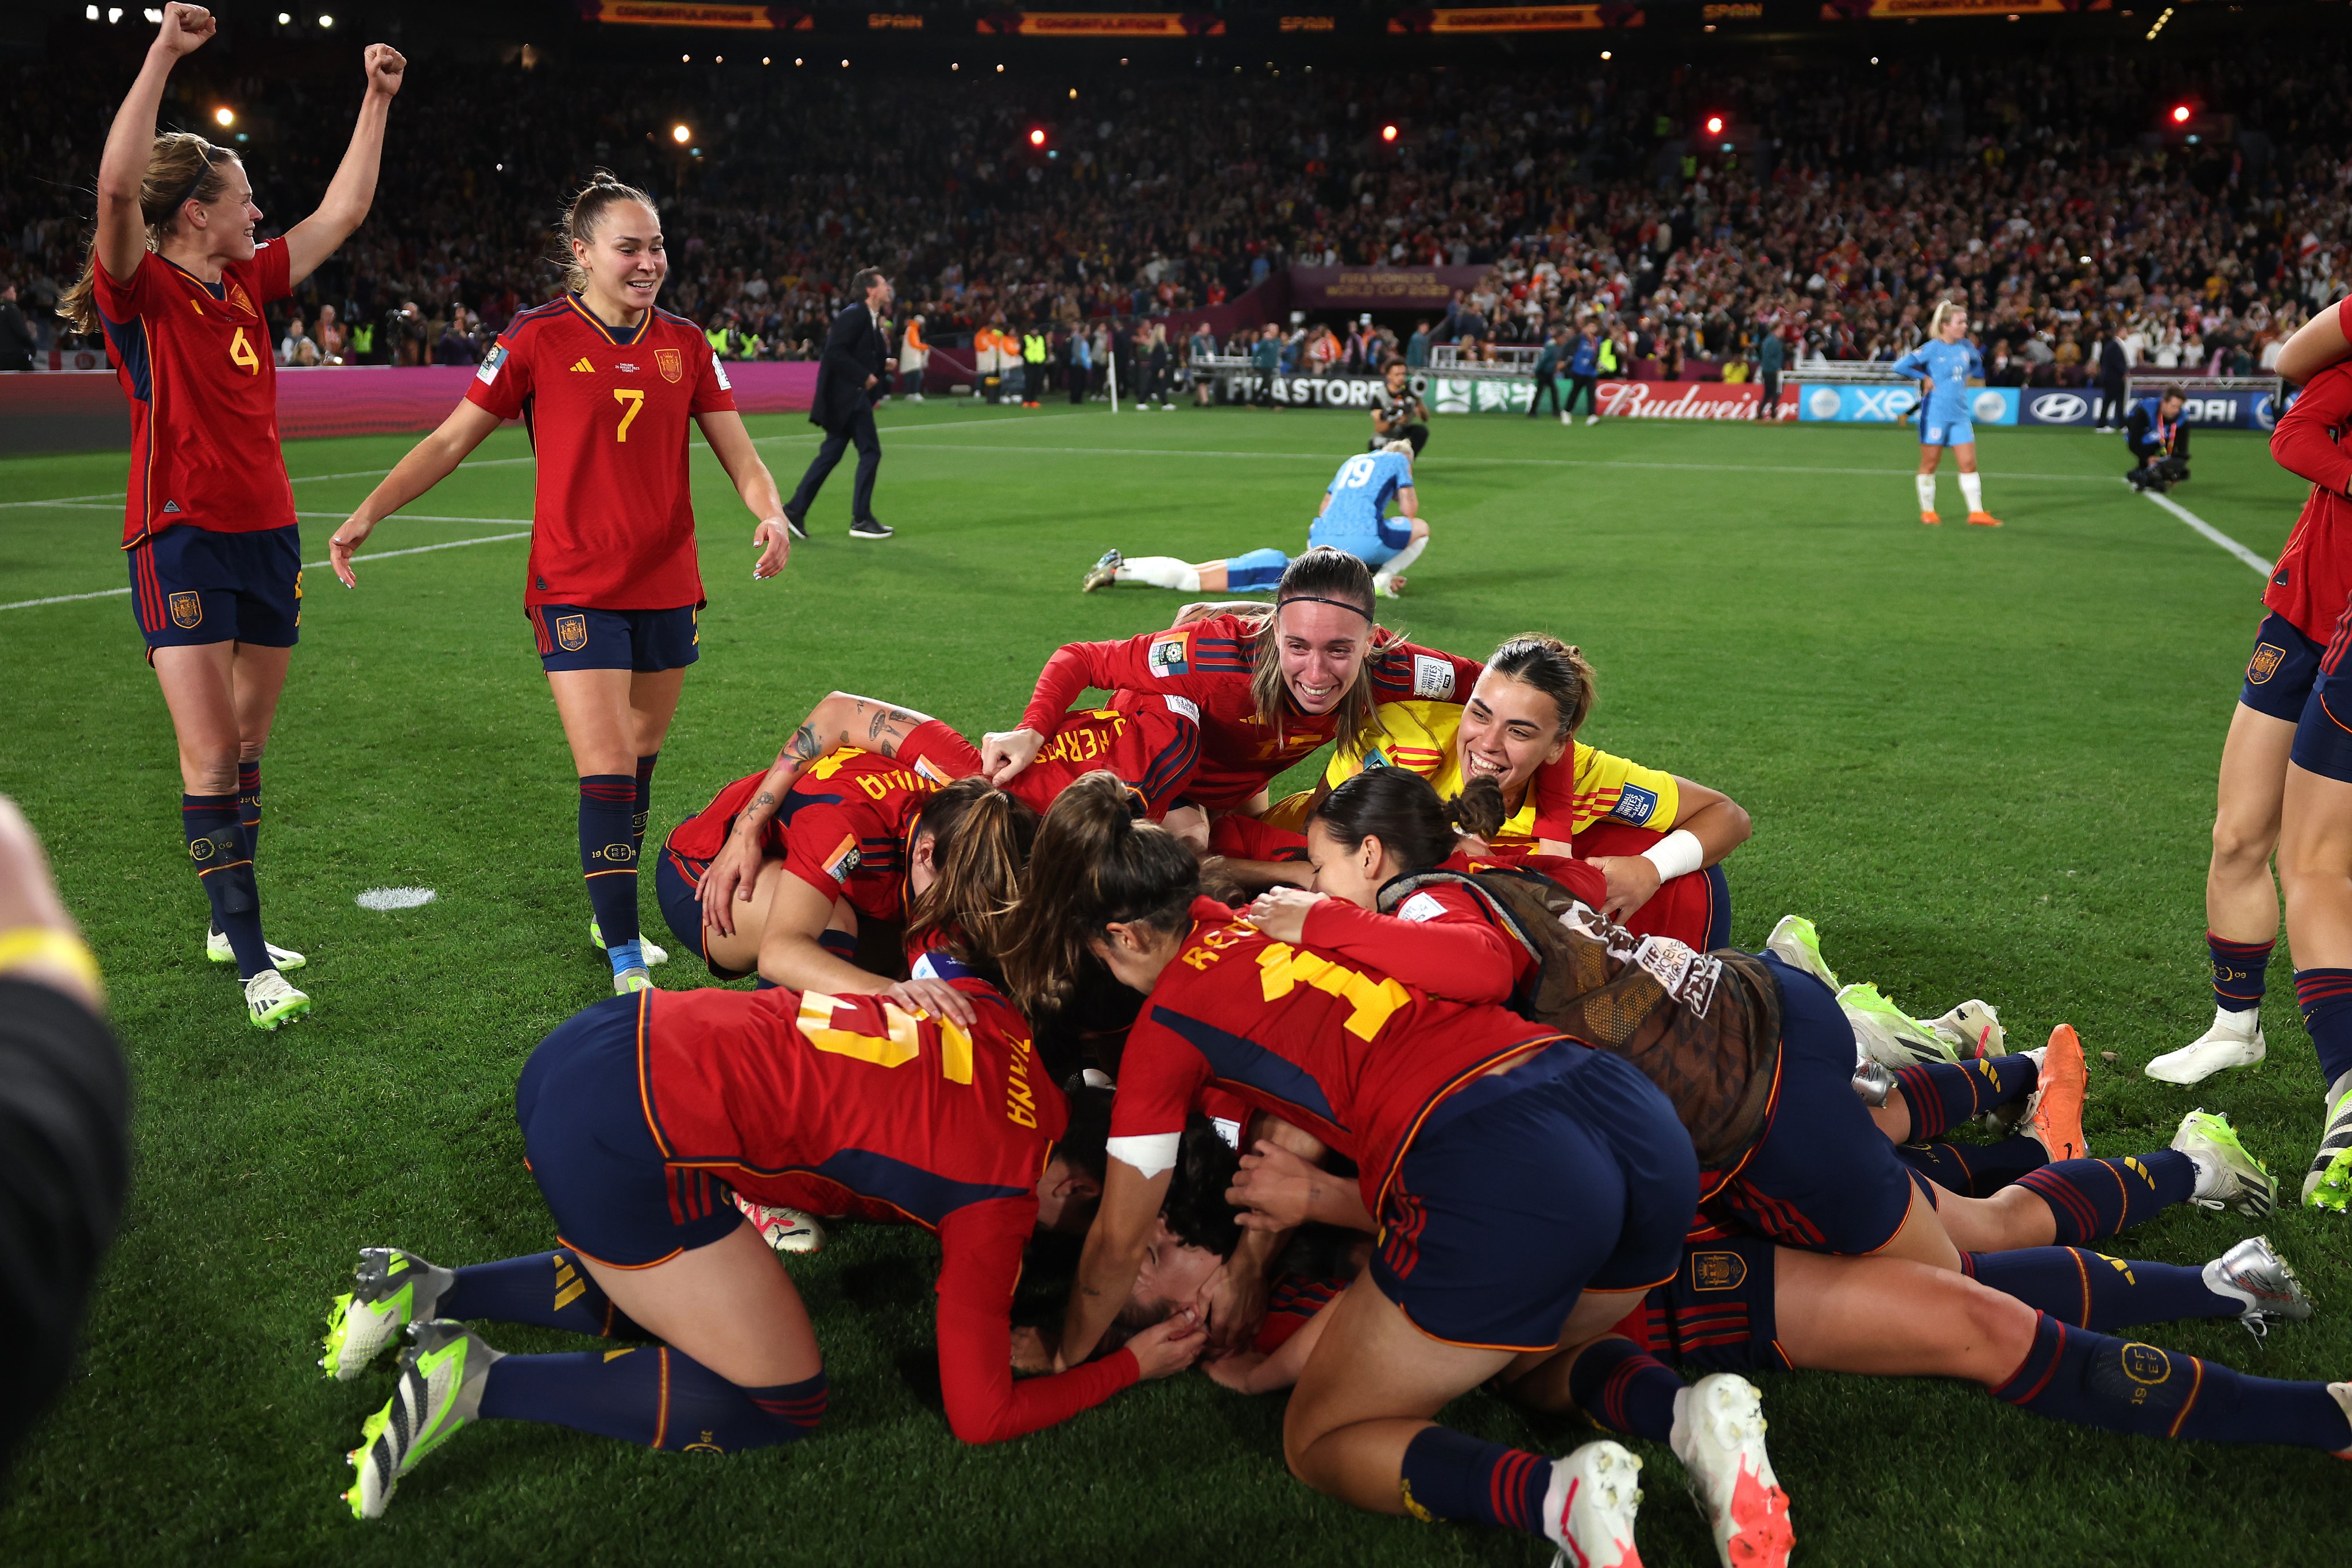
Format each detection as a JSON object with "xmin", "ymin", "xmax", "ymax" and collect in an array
[
  {"xmin": 632, "ymin": 753, "xmax": 659, "ymax": 866},
  {"xmin": 1564, "ymin": 1335, "xmax": 1682, "ymax": 1444},
  {"xmin": 237, "ymin": 760, "xmax": 263, "ymax": 862},
  {"xmin": 2209, "ymin": 932, "xmax": 2271, "ymax": 1014},
  {"xmin": 1398, "ymin": 1425, "xmax": 1553, "ymax": 1537},
  {"xmin": 439, "ymin": 1250, "xmax": 643, "ymax": 1339},
  {"xmin": 1963, "ymin": 1248, "xmax": 2243, "ymax": 1332},
  {"xmin": 1891, "ymin": 1055, "xmax": 2038, "ymax": 1141},
  {"xmin": 1894, "ymin": 1135, "xmax": 2050, "ymax": 1198},
  {"xmin": 1994, "ymin": 1311, "xmax": 2350, "ymax": 1451},
  {"xmin": 480, "ymin": 1346, "xmax": 825, "ymax": 1453},
  {"xmin": 2013, "ymin": 1150, "xmax": 2196, "ymax": 1245},
  {"xmin": 184, "ymin": 791, "xmax": 268, "ymax": 978},
  {"xmin": 2294, "ymin": 969, "xmax": 2352, "ymax": 1087},
  {"xmin": 579, "ymin": 775, "xmax": 641, "ymax": 966}
]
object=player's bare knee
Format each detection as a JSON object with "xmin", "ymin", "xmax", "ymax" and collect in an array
[
  {"xmin": 1953, "ymin": 1277, "xmax": 2037, "ymax": 1380},
  {"xmin": 2209, "ymin": 813, "xmax": 2278, "ymax": 876}
]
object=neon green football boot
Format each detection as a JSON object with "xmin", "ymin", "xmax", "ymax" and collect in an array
[
  {"xmin": 1763, "ymin": 915, "xmax": 1838, "ymax": 990},
  {"xmin": 1838, "ymin": 981, "xmax": 1956, "ymax": 1067},
  {"xmin": 321, "ymin": 1248, "xmax": 455, "ymax": 1381},
  {"xmin": 2175, "ymin": 1108, "xmax": 2277, "ymax": 1220},
  {"xmin": 345, "ymin": 1321, "xmax": 502, "ymax": 1520},
  {"xmin": 2303, "ymin": 1085, "xmax": 2352, "ymax": 1212}
]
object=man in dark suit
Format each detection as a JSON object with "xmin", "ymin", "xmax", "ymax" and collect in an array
[{"xmin": 786, "ymin": 267, "xmax": 896, "ymax": 540}]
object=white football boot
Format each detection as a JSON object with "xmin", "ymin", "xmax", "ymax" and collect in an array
[
  {"xmin": 1538, "ymin": 1440, "xmax": 1645, "ymax": 1568},
  {"xmin": 1673, "ymin": 1374, "xmax": 1794, "ymax": 1568},
  {"xmin": 2147, "ymin": 1011, "xmax": 2266, "ymax": 1086}
]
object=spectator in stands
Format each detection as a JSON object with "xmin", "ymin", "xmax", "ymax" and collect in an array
[
  {"xmin": 0, "ymin": 282, "xmax": 37, "ymax": 372},
  {"xmin": 278, "ymin": 315, "xmax": 320, "ymax": 367},
  {"xmin": 2095, "ymin": 323, "xmax": 2132, "ymax": 432},
  {"xmin": 382, "ymin": 300, "xmax": 425, "ymax": 366},
  {"xmin": 315, "ymin": 304, "xmax": 346, "ymax": 366},
  {"xmin": 2126, "ymin": 384, "xmax": 2192, "ymax": 492},
  {"xmin": 432, "ymin": 309, "xmax": 478, "ymax": 366}
]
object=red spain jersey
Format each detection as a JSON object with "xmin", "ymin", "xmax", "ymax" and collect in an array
[
  {"xmin": 666, "ymin": 744, "xmax": 950, "ymax": 923},
  {"xmin": 465, "ymin": 293, "xmax": 735, "ymax": 612},
  {"xmin": 2266, "ymin": 361, "xmax": 2352, "ymax": 645},
  {"xmin": 1109, "ymin": 898, "xmax": 1562, "ymax": 1217},
  {"xmin": 635, "ymin": 979, "xmax": 1138, "ymax": 1442},
  {"xmin": 896, "ymin": 700, "xmax": 1203, "ymax": 820},
  {"xmin": 91, "ymin": 245, "xmax": 296, "ymax": 545},
  {"xmin": 1017, "ymin": 615, "xmax": 1484, "ymax": 811}
]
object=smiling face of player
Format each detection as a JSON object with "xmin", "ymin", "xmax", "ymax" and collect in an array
[
  {"xmin": 573, "ymin": 199, "xmax": 666, "ymax": 323},
  {"xmin": 172, "ymin": 156, "xmax": 260, "ymax": 270},
  {"xmin": 1272, "ymin": 598, "xmax": 1374, "ymax": 717},
  {"xmin": 1305, "ymin": 818, "xmax": 1389, "ymax": 909},
  {"xmin": 1454, "ymin": 668, "xmax": 1570, "ymax": 812}
]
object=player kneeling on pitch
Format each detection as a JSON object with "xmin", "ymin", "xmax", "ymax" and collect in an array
[
  {"xmin": 1082, "ymin": 443, "xmax": 1429, "ymax": 600},
  {"xmin": 318, "ymin": 957, "xmax": 1202, "ymax": 1517}
]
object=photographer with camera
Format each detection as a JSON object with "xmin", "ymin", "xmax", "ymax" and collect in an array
[{"xmin": 2126, "ymin": 384, "xmax": 2193, "ymax": 492}]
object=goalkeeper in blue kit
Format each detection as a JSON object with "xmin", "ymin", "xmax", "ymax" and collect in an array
[{"xmin": 1891, "ymin": 301, "xmax": 2003, "ymax": 527}]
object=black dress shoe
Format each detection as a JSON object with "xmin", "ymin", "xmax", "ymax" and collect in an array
[{"xmin": 848, "ymin": 517, "xmax": 895, "ymax": 540}]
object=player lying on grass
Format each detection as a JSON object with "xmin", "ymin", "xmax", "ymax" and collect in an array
[
  {"xmin": 1001, "ymin": 774, "xmax": 1780, "ymax": 1568},
  {"xmin": 1890, "ymin": 299, "xmax": 2003, "ymax": 528},
  {"xmin": 1175, "ymin": 1153, "xmax": 2345, "ymax": 1478},
  {"xmin": 667, "ymin": 692, "xmax": 1202, "ymax": 994},
  {"xmin": 1245, "ymin": 768, "xmax": 2276, "ymax": 1269},
  {"xmin": 331, "ymin": 173, "xmax": 790, "ymax": 996},
  {"xmin": 988, "ymin": 548, "xmax": 1484, "ymax": 818},
  {"xmin": 1082, "ymin": 443, "xmax": 1430, "ymax": 601},
  {"xmin": 1225, "ymin": 632, "xmax": 1749, "ymax": 942},
  {"xmin": 317, "ymin": 957, "xmax": 1206, "ymax": 1518},
  {"xmin": 65, "ymin": 4, "xmax": 407, "ymax": 1029}
]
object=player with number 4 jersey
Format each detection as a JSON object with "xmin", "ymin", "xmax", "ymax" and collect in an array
[
  {"xmin": 333, "ymin": 173, "xmax": 790, "ymax": 996},
  {"xmin": 59, "ymin": 3, "xmax": 409, "ymax": 1031}
]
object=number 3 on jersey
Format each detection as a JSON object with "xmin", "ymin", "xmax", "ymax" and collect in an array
[
  {"xmin": 612, "ymin": 387, "xmax": 645, "ymax": 442},
  {"xmin": 228, "ymin": 327, "xmax": 261, "ymax": 376}
]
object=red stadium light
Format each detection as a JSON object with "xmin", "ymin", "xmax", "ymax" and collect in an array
[
  {"xmin": 1382, "ymin": 123, "xmax": 1398, "ymax": 142},
  {"xmin": 1704, "ymin": 114, "xmax": 1725, "ymax": 136},
  {"xmin": 2171, "ymin": 104, "xmax": 2191, "ymax": 124},
  {"xmin": 1029, "ymin": 128, "xmax": 1046, "ymax": 147}
]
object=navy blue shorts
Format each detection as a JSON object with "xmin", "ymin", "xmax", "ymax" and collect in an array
[
  {"xmin": 1708, "ymin": 954, "xmax": 1921, "ymax": 1256},
  {"xmin": 514, "ymin": 993, "xmax": 742, "ymax": 1268},
  {"xmin": 126, "ymin": 523, "xmax": 301, "ymax": 653},
  {"xmin": 1370, "ymin": 1043, "xmax": 1698, "ymax": 1352},
  {"xmin": 2293, "ymin": 611, "xmax": 2352, "ymax": 783},
  {"xmin": 532, "ymin": 603, "xmax": 701, "ymax": 673},
  {"xmin": 1641, "ymin": 1233, "xmax": 1791, "ymax": 1375},
  {"xmin": 2240, "ymin": 611, "xmax": 2323, "ymax": 723}
]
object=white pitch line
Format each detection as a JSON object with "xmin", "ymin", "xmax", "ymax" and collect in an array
[
  {"xmin": 2140, "ymin": 489, "xmax": 2274, "ymax": 577},
  {"xmin": 0, "ymin": 530, "xmax": 529, "ymax": 613}
]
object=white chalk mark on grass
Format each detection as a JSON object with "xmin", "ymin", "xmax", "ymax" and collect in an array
[{"xmin": 355, "ymin": 887, "xmax": 438, "ymax": 911}]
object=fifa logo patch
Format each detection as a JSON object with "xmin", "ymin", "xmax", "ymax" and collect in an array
[
  {"xmin": 554, "ymin": 614, "xmax": 589, "ymax": 652},
  {"xmin": 1147, "ymin": 634, "xmax": 1189, "ymax": 677},
  {"xmin": 169, "ymin": 591, "xmax": 203, "ymax": 629},
  {"xmin": 1691, "ymin": 1251, "xmax": 1746, "ymax": 1291},
  {"xmin": 2247, "ymin": 642, "xmax": 2285, "ymax": 685},
  {"xmin": 822, "ymin": 834, "xmax": 861, "ymax": 881},
  {"xmin": 656, "ymin": 348, "xmax": 684, "ymax": 384}
]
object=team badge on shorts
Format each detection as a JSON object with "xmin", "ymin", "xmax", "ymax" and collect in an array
[
  {"xmin": 2248, "ymin": 642, "xmax": 2286, "ymax": 686},
  {"xmin": 1690, "ymin": 1250, "xmax": 1748, "ymax": 1291},
  {"xmin": 656, "ymin": 348, "xmax": 684, "ymax": 384},
  {"xmin": 169, "ymin": 591, "xmax": 203, "ymax": 629},
  {"xmin": 554, "ymin": 614, "xmax": 589, "ymax": 652}
]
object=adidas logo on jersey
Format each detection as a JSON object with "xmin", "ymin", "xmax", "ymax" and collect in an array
[{"xmin": 570, "ymin": 357, "xmax": 595, "ymax": 373}]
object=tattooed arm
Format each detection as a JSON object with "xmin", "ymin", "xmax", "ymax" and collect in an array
[{"xmin": 698, "ymin": 691, "xmax": 936, "ymax": 938}]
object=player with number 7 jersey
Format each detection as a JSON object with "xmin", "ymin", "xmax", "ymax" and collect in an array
[{"xmin": 334, "ymin": 174, "xmax": 791, "ymax": 996}]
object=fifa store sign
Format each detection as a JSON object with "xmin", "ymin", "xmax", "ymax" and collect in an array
[{"xmin": 1217, "ymin": 371, "xmax": 1797, "ymax": 417}]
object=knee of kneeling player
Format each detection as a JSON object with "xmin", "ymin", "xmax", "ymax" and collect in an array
[
  {"xmin": 1409, "ymin": 517, "xmax": 1430, "ymax": 542},
  {"xmin": 1953, "ymin": 1280, "xmax": 2039, "ymax": 1385}
]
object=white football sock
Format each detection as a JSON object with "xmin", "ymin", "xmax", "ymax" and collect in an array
[
  {"xmin": 1116, "ymin": 556, "xmax": 1202, "ymax": 592},
  {"xmin": 1379, "ymin": 534, "xmax": 1428, "ymax": 579},
  {"xmin": 2188, "ymin": 1148, "xmax": 2227, "ymax": 1202},
  {"xmin": 2210, "ymin": 1005, "xmax": 2260, "ymax": 1040},
  {"xmin": 1959, "ymin": 471, "xmax": 1984, "ymax": 513},
  {"xmin": 1915, "ymin": 474, "xmax": 1939, "ymax": 513}
]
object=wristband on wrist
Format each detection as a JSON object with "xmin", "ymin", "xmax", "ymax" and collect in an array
[
  {"xmin": 0, "ymin": 926, "xmax": 104, "ymax": 998},
  {"xmin": 1639, "ymin": 828, "xmax": 1705, "ymax": 883}
]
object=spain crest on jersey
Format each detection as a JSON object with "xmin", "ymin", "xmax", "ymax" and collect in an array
[
  {"xmin": 656, "ymin": 348, "xmax": 684, "ymax": 384},
  {"xmin": 555, "ymin": 614, "xmax": 589, "ymax": 652},
  {"xmin": 1690, "ymin": 1250, "xmax": 1747, "ymax": 1291},
  {"xmin": 169, "ymin": 591, "xmax": 203, "ymax": 629},
  {"xmin": 2248, "ymin": 641, "xmax": 2285, "ymax": 686}
]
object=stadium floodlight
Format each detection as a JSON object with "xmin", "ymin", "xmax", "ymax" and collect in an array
[
  {"xmin": 841, "ymin": 57, "xmax": 849, "ymax": 67},
  {"xmin": 1600, "ymin": 49, "xmax": 1612, "ymax": 60},
  {"xmin": 107, "ymin": 5, "xmax": 121, "ymax": 18},
  {"xmin": 1704, "ymin": 114, "xmax": 1725, "ymax": 136},
  {"xmin": 319, "ymin": 12, "xmax": 334, "ymax": 25},
  {"xmin": 277, "ymin": 10, "xmax": 291, "ymax": 20},
  {"xmin": 1382, "ymin": 123, "xmax": 1398, "ymax": 142},
  {"xmin": 671, "ymin": 123, "xmax": 691, "ymax": 144},
  {"xmin": 214, "ymin": 106, "xmax": 234, "ymax": 127},
  {"xmin": 2171, "ymin": 104, "xmax": 2191, "ymax": 123},
  {"xmin": 84, "ymin": 4, "xmax": 96, "ymax": 17},
  {"xmin": 144, "ymin": 5, "xmax": 161, "ymax": 17},
  {"xmin": 1069, "ymin": 87, "xmax": 1078, "ymax": 98},
  {"xmin": 1029, "ymin": 129, "xmax": 1046, "ymax": 147}
]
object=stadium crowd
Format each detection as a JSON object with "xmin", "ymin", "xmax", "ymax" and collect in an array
[{"xmin": 4, "ymin": 29, "xmax": 2347, "ymax": 379}]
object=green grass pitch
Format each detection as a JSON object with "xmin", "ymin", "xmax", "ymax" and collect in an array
[{"xmin": 0, "ymin": 399, "xmax": 2335, "ymax": 1567}]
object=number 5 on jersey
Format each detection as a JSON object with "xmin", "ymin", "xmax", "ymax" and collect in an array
[{"xmin": 613, "ymin": 387, "xmax": 645, "ymax": 442}]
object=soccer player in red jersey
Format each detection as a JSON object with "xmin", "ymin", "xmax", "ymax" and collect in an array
[
  {"xmin": 981, "ymin": 547, "xmax": 1484, "ymax": 819},
  {"xmin": 58, "ymin": 5, "xmax": 405, "ymax": 1030},
  {"xmin": 1001, "ymin": 774, "xmax": 1721, "ymax": 1567},
  {"xmin": 316, "ymin": 964, "xmax": 1206, "ymax": 1518},
  {"xmin": 331, "ymin": 175, "xmax": 791, "ymax": 994},
  {"xmin": 692, "ymin": 686, "xmax": 1204, "ymax": 946}
]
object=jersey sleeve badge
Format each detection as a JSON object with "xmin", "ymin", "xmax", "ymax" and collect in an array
[
  {"xmin": 1611, "ymin": 783, "xmax": 1660, "ymax": 823},
  {"xmin": 1147, "ymin": 632, "xmax": 1190, "ymax": 678},
  {"xmin": 1411, "ymin": 653, "xmax": 1456, "ymax": 700},
  {"xmin": 822, "ymin": 834, "xmax": 862, "ymax": 882},
  {"xmin": 476, "ymin": 342, "xmax": 508, "ymax": 386},
  {"xmin": 1395, "ymin": 891, "xmax": 1448, "ymax": 923},
  {"xmin": 1162, "ymin": 693, "xmax": 1201, "ymax": 722}
]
